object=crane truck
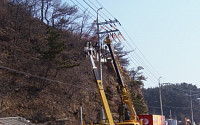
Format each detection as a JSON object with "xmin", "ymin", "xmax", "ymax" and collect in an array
[
  {"xmin": 104, "ymin": 36, "xmax": 142, "ymax": 125},
  {"xmin": 84, "ymin": 37, "xmax": 142, "ymax": 125}
]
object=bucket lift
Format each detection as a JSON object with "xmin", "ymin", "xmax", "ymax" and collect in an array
[{"xmin": 84, "ymin": 42, "xmax": 115, "ymax": 125}]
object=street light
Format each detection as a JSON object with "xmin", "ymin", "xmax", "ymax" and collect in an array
[{"xmin": 158, "ymin": 77, "xmax": 163, "ymax": 116}]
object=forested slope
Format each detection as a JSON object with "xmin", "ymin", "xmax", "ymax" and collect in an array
[
  {"xmin": 0, "ymin": 0, "xmax": 147, "ymax": 124},
  {"xmin": 143, "ymin": 83, "xmax": 200, "ymax": 124}
]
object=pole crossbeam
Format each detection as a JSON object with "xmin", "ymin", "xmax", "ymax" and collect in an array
[
  {"xmin": 97, "ymin": 29, "xmax": 119, "ymax": 34},
  {"xmin": 98, "ymin": 19, "xmax": 119, "ymax": 25}
]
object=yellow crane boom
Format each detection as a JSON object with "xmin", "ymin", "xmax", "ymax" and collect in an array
[{"xmin": 104, "ymin": 37, "xmax": 142, "ymax": 125}]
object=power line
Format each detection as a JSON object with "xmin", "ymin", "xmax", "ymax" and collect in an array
[
  {"xmin": 113, "ymin": 27, "xmax": 161, "ymax": 85},
  {"xmin": 71, "ymin": 0, "xmax": 96, "ymax": 20},
  {"xmin": 82, "ymin": 0, "xmax": 96, "ymax": 12},
  {"xmin": 0, "ymin": 65, "xmax": 127, "ymax": 99},
  {"xmin": 69, "ymin": 0, "xmax": 159, "ymax": 86},
  {"xmin": 1, "ymin": 65, "xmax": 194, "ymax": 110},
  {"xmin": 160, "ymin": 83, "xmax": 200, "ymax": 94},
  {"xmin": 148, "ymin": 105, "xmax": 191, "ymax": 109},
  {"xmin": 120, "ymin": 25, "xmax": 161, "ymax": 77},
  {"xmin": 86, "ymin": 0, "xmax": 110, "ymax": 19},
  {"xmin": 134, "ymin": 51, "xmax": 158, "ymax": 80},
  {"xmin": 82, "ymin": 0, "xmax": 105, "ymax": 20},
  {"xmin": 123, "ymin": 46, "xmax": 158, "ymax": 84},
  {"xmin": 0, "ymin": 65, "xmax": 96, "ymax": 92},
  {"xmin": 95, "ymin": 0, "xmax": 115, "ymax": 19},
  {"xmin": 91, "ymin": 0, "xmax": 162, "ymax": 83},
  {"xmin": 1, "ymin": 65, "xmax": 196, "ymax": 109},
  {"xmin": 71, "ymin": 0, "xmax": 167, "ymax": 87},
  {"xmin": 120, "ymin": 37, "xmax": 159, "ymax": 83}
]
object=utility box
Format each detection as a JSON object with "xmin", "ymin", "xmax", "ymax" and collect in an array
[
  {"xmin": 138, "ymin": 115, "xmax": 165, "ymax": 125},
  {"xmin": 167, "ymin": 119, "xmax": 177, "ymax": 125}
]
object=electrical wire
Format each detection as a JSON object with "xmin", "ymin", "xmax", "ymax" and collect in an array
[
  {"xmin": 0, "ymin": 65, "xmax": 131, "ymax": 99},
  {"xmin": 95, "ymin": 0, "xmax": 115, "ymax": 19},
  {"xmin": 71, "ymin": 0, "xmax": 96, "ymax": 21},
  {"xmin": 123, "ymin": 46, "xmax": 158, "ymax": 84},
  {"xmin": 135, "ymin": 101, "xmax": 191, "ymax": 109},
  {"xmin": 82, "ymin": 0, "xmax": 105, "ymax": 20},
  {"xmin": 91, "ymin": 0, "xmax": 162, "ymax": 84},
  {"xmin": 70, "ymin": 0, "xmax": 189, "ymax": 88},
  {"xmin": 2, "ymin": 1, "xmax": 198, "ymax": 115},
  {"xmin": 93, "ymin": 0, "xmax": 163, "ymax": 83},
  {"xmin": 119, "ymin": 36, "xmax": 159, "ymax": 83},
  {"xmin": 148, "ymin": 105, "xmax": 191, "ymax": 109},
  {"xmin": 86, "ymin": 0, "xmax": 110, "ymax": 19},
  {"xmin": 0, "ymin": 65, "xmax": 96, "ymax": 92},
  {"xmin": 1, "ymin": 64, "xmax": 196, "ymax": 110},
  {"xmin": 114, "ymin": 28, "xmax": 161, "ymax": 85},
  {"xmin": 120, "ymin": 26, "xmax": 161, "ymax": 78}
]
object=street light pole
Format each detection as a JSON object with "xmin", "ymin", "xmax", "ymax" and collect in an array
[
  {"xmin": 158, "ymin": 77, "xmax": 163, "ymax": 116},
  {"xmin": 97, "ymin": 7, "xmax": 102, "ymax": 81}
]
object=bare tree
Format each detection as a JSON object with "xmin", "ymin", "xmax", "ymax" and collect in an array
[
  {"xmin": 78, "ymin": 11, "xmax": 90, "ymax": 38},
  {"xmin": 51, "ymin": 2, "xmax": 79, "ymax": 29},
  {"xmin": 41, "ymin": 0, "xmax": 44, "ymax": 22}
]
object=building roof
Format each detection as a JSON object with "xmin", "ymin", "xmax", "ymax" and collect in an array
[{"xmin": 0, "ymin": 117, "xmax": 32, "ymax": 125}]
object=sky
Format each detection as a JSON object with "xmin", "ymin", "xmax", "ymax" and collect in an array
[{"xmin": 67, "ymin": 0, "xmax": 200, "ymax": 88}]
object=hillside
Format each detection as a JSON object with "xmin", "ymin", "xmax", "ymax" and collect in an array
[{"xmin": 0, "ymin": 0, "xmax": 147, "ymax": 124}]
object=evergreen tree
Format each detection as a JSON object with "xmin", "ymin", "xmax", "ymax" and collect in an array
[
  {"xmin": 34, "ymin": 27, "xmax": 65, "ymax": 59},
  {"xmin": 132, "ymin": 94, "xmax": 148, "ymax": 114},
  {"xmin": 33, "ymin": 27, "xmax": 65, "ymax": 79}
]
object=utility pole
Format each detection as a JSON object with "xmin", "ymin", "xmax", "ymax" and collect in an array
[
  {"xmin": 158, "ymin": 77, "xmax": 163, "ymax": 116},
  {"xmin": 80, "ymin": 106, "xmax": 83, "ymax": 125},
  {"xmin": 96, "ymin": 13, "xmax": 119, "ymax": 81},
  {"xmin": 96, "ymin": 8, "xmax": 105, "ymax": 123},
  {"xmin": 190, "ymin": 89, "xmax": 194, "ymax": 125},
  {"xmin": 169, "ymin": 110, "xmax": 172, "ymax": 119},
  {"xmin": 97, "ymin": 7, "xmax": 102, "ymax": 81},
  {"xmin": 96, "ymin": 16, "xmax": 120, "ymax": 123}
]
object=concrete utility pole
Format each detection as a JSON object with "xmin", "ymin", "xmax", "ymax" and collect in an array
[
  {"xmin": 97, "ymin": 8, "xmax": 106, "ymax": 123},
  {"xmin": 158, "ymin": 77, "xmax": 163, "ymax": 116},
  {"xmin": 97, "ymin": 7, "xmax": 102, "ymax": 81},
  {"xmin": 96, "ymin": 11, "xmax": 119, "ymax": 81},
  {"xmin": 96, "ymin": 15, "xmax": 120, "ymax": 123},
  {"xmin": 80, "ymin": 106, "xmax": 83, "ymax": 125},
  {"xmin": 169, "ymin": 110, "xmax": 172, "ymax": 119},
  {"xmin": 190, "ymin": 89, "xmax": 194, "ymax": 125}
]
